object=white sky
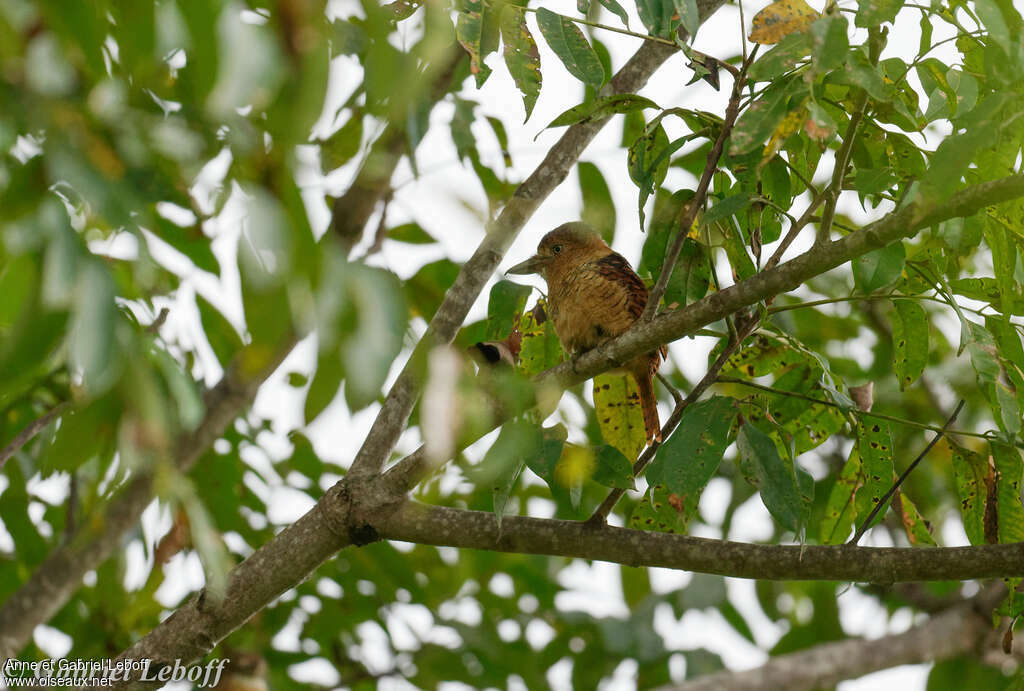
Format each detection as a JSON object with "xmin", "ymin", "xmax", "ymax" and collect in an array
[{"xmin": 4, "ymin": 0, "xmax": 994, "ymax": 689}]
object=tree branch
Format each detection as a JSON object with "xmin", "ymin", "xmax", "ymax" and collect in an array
[
  {"xmin": 547, "ymin": 174, "xmax": 1024, "ymax": 390},
  {"xmin": 0, "ymin": 349, "xmax": 287, "ymax": 661},
  {"xmin": 643, "ymin": 48, "xmax": 756, "ymax": 321},
  {"xmin": 98, "ymin": 486, "xmax": 1024, "ymax": 689},
  {"xmin": 664, "ymin": 583, "xmax": 1007, "ymax": 691},
  {"xmin": 378, "ymin": 502, "xmax": 1024, "ymax": 582},
  {"xmin": 0, "ymin": 401, "xmax": 70, "ymax": 469},
  {"xmin": 345, "ymin": 0, "xmax": 729, "ymax": 480}
]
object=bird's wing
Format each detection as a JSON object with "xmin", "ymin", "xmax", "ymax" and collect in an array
[{"xmin": 590, "ymin": 252, "xmax": 649, "ymax": 323}]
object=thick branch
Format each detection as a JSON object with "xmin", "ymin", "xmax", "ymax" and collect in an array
[
  {"xmin": 666, "ymin": 585, "xmax": 1006, "ymax": 691},
  {"xmin": 385, "ymin": 173, "xmax": 1024, "ymax": 494},
  {"xmin": 345, "ymin": 2, "xmax": 730, "ymax": 479},
  {"xmin": 379, "ymin": 502, "xmax": 1024, "ymax": 582},
  {"xmin": 546, "ymin": 174, "xmax": 1024, "ymax": 389},
  {"xmin": 0, "ymin": 353, "xmax": 283, "ymax": 661}
]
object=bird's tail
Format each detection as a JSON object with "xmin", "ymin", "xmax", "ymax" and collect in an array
[{"xmin": 634, "ymin": 369, "xmax": 661, "ymax": 444}]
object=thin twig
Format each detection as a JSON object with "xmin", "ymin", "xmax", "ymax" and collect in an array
[
  {"xmin": 588, "ymin": 313, "xmax": 761, "ymax": 523},
  {"xmin": 815, "ymin": 27, "xmax": 883, "ymax": 245},
  {"xmin": 0, "ymin": 401, "xmax": 71, "ymax": 469},
  {"xmin": 849, "ymin": 399, "xmax": 966, "ymax": 545},
  {"xmin": 643, "ymin": 46, "xmax": 759, "ymax": 321},
  {"xmin": 146, "ymin": 308, "xmax": 170, "ymax": 334}
]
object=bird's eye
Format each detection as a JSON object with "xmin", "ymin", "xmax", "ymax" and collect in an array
[{"xmin": 552, "ymin": 245, "xmax": 562, "ymax": 254}]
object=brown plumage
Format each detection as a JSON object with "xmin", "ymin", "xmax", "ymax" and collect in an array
[{"xmin": 507, "ymin": 222, "xmax": 664, "ymax": 443}]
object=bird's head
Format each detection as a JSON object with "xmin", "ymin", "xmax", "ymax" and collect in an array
[{"xmin": 506, "ymin": 222, "xmax": 608, "ymax": 278}]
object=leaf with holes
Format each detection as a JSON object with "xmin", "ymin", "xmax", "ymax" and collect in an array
[
  {"xmin": 501, "ymin": 6, "xmax": 542, "ymax": 121},
  {"xmin": 853, "ymin": 419, "xmax": 895, "ymax": 535},
  {"xmin": 992, "ymin": 442, "xmax": 1024, "ymax": 544},
  {"xmin": 456, "ymin": 0, "xmax": 493, "ymax": 87},
  {"xmin": 594, "ymin": 372, "xmax": 648, "ymax": 460},
  {"xmin": 630, "ymin": 484, "xmax": 688, "ymax": 533},
  {"xmin": 951, "ymin": 440, "xmax": 989, "ymax": 545},
  {"xmin": 820, "ymin": 447, "xmax": 862, "ymax": 544},
  {"xmin": 646, "ymin": 397, "xmax": 737, "ymax": 525},
  {"xmin": 893, "ymin": 489, "xmax": 936, "ymax": 546},
  {"xmin": 721, "ymin": 334, "xmax": 800, "ymax": 378},
  {"xmin": 891, "ymin": 299, "xmax": 928, "ymax": 390},
  {"xmin": 518, "ymin": 299, "xmax": 563, "ymax": 377}
]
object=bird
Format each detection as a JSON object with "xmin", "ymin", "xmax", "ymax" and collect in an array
[{"xmin": 507, "ymin": 222, "xmax": 664, "ymax": 443}]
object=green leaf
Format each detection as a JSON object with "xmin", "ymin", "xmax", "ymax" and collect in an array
[
  {"xmin": 518, "ymin": 299, "xmax": 563, "ymax": 377},
  {"xmin": 597, "ymin": 0, "xmax": 631, "ymax": 26},
  {"xmin": 305, "ymin": 348, "xmax": 344, "ymax": 424},
  {"xmin": 486, "ymin": 279, "xmax": 532, "ymax": 340},
  {"xmin": 635, "ymin": 0, "xmax": 676, "ymax": 37},
  {"xmin": 738, "ymin": 421, "xmax": 809, "ymax": 532},
  {"xmin": 490, "ymin": 423, "xmax": 531, "ymax": 526},
  {"xmin": 645, "ymin": 397, "xmax": 736, "ymax": 526},
  {"xmin": 196, "ymin": 294, "xmax": 244, "ymax": 366},
  {"xmin": 891, "ymin": 299, "xmax": 928, "ymax": 390},
  {"xmin": 341, "ymin": 266, "xmax": 407, "ymax": 410},
  {"xmin": 629, "ymin": 484, "xmax": 686, "ymax": 533},
  {"xmin": 321, "ymin": 114, "xmax": 363, "ymax": 171},
  {"xmin": 592, "ymin": 444, "xmax": 636, "ymax": 490},
  {"xmin": 152, "ymin": 217, "xmax": 219, "ymax": 275},
  {"xmin": 70, "ymin": 261, "xmax": 120, "ymax": 396},
  {"xmin": 663, "ymin": 238, "xmax": 710, "ymax": 308},
  {"xmin": 536, "ymin": 8, "xmax": 605, "ymax": 88},
  {"xmin": 853, "ymin": 419, "xmax": 894, "ymax": 534},
  {"xmin": 820, "ymin": 447, "xmax": 861, "ymax": 544},
  {"xmin": 387, "ymin": 222, "xmax": 436, "ymax": 245},
  {"xmin": 673, "ymin": 0, "xmax": 701, "ymax": 38},
  {"xmin": 500, "ymin": 6, "xmax": 542, "ymax": 121},
  {"xmin": 748, "ymin": 32, "xmax": 812, "ymax": 82},
  {"xmin": 593, "ymin": 372, "xmax": 648, "ymax": 460},
  {"xmin": 628, "ymin": 121, "xmax": 671, "ymax": 227},
  {"xmin": 730, "ymin": 78, "xmax": 806, "ymax": 155},
  {"xmin": 331, "ymin": 19, "xmax": 367, "ymax": 55},
  {"xmin": 921, "ymin": 95, "xmax": 1005, "ymax": 200},
  {"xmin": 855, "ymin": 0, "xmax": 903, "ymax": 27},
  {"xmin": 950, "ymin": 440, "xmax": 989, "ymax": 545},
  {"xmin": 457, "ymin": 0, "xmax": 493, "ymax": 87},
  {"xmin": 547, "ymin": 94, "xmax": 660, "ymax": 129},
  {"xmin": 992, "ymin": 443, "xmax": 1024, "ymax": 544},
  {"xmin": 723, "ymin": 334, "xmax": 799, "ymax": 378},
  {"xmin": 893, "ymin": 490, "xmax": 936, "ymax": 546},
  {"xmin": 579, "ymin": 162, "xmax": 617, "ymax": 244},
  {"xmin": 702, "ymin": 193, "xmax": 752, "ymax": 226},
  {"xmin": 407, "ymin": 259, "xmax": 460, "ymax": 320},
  {"xmin": 852, "ymin": 241, "xmax": 905, "ymax": 293},
  {"xmin": 810, "ymin": 15, "xmax": 848, "ymax": 73}
]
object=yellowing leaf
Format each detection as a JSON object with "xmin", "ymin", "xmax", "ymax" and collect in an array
[
  {"xmin": 749, "ymin": 0, "xmax": 820, "ymax": 45},
  {"xmin": 593, "ymin": 372, "xmax": 647, "ymax": 460},
  {"xmin": 761, "ymin": 106, "xmax": 806, "ymax": 164},
  {"xmin": 555, "ymin": 444, "xmax": 596, "ymax": 487}
]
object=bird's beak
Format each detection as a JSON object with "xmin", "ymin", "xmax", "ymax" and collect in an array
[{"xmin": 506, "ymin": 254, "xmax": 549, "ymax": 276}]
